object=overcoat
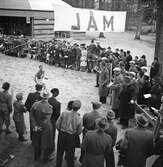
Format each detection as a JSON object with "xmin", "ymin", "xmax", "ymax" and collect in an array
[
  {"xmin": 111, "ymin": 74, "xmax": 123, "ymax": 110},
  {"xmin": 30, "ymin": 100, "xmax": 53, "ymax": 150},
  {"xmin": 119, "ymin": 84, "xmax": 135, "ymax": 120},
  {"xmin": 81, "ymin": 130, "xmax": 112, "ymax": 167},
  {"xmin": 13, "ymin": 100, "xmax": 26, "ymax": 135},
  {"xmin": 25, "ymin": 91, "xmax": 42, "ymax": 112},
  {"xmin": 98, "ymin": 67, "xmax": 110, "ymax": 97},
  {"xmin": 122, "ymin": 128, "xmax": 154, "ymax": 167}
]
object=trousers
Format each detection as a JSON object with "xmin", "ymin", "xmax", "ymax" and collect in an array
[{"xmin": 56, "ymin": 131, "xmax": 76, "ymax": 167}]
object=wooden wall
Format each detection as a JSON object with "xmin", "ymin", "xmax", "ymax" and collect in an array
[{"xmin": 0, "ymin": 9, "xmax": 54, "ymax": 39}]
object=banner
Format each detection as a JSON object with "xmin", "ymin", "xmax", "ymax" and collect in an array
[{"xmin": 54, "ymin": 5, "xmax": 126, "ymax": 32}]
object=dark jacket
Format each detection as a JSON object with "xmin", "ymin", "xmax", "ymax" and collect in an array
[
  {"xmin": 121, "ymin": 127, "xmax": 154, "ymax": 167},
  {"xmin": 105, "ymin": 121, "xmax": 117, "ymax": 146},
  {"xmin": 81, "ymin": 130, "xmax": 113, "ymax": 167},
  {"xmin": 48, "ymin": 97, "xmax": 61, "ymax": 123},
  {"xmin": 25, "ymin": 91, "xmax": 42, "ymax": 112},
  {"xmin": 119, "ymin": 84, "xmax": 135, "ymax": 120}
]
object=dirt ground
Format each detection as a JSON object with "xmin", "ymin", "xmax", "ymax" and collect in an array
[{"xmin": 0, "ymin": 32, "xmax": 157, "ymax": 167}]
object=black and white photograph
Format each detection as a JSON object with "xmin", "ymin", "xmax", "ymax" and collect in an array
[{"xmin": 0, "ymin": 0, "xmax": 163, "ymax": 167}]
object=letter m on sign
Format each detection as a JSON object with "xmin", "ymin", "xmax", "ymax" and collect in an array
[{"xmin": 103, "ymin": 16, "xmax": 114, "ymax": 31}]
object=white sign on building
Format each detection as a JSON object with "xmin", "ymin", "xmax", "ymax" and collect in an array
[{"xmin": 54, "ymin": 5, "xmax": 126, "ymax": 32}]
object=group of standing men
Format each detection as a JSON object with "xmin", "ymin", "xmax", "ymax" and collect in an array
[{"xmin": 0, "ymin": 79, "xmax": 162, "ymax": 167}]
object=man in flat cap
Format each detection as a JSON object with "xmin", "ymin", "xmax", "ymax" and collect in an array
[
  {"xmin": 48, "ymin": 88, "xmax": 61, "ymax": 152},
  {"xmin": 110, "ymin": 67, "xmax": 123, "ymax": 119},
  {"xmin": 56, "ymin": 100, "xmax": 82, "ymax": 167}
]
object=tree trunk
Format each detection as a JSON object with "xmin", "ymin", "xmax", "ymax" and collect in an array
[
  {"xmin": 155, "ymin": 0, "xmax": 163, "ymax": 76},
  {"xmin": 134, "ymin": 0, "xmax": 143, "ymax": 40}
]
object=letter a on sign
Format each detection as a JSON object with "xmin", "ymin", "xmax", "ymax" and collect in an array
[
  {"xmin": 71, "ymin": 13, "xmax": 80, "ymax": 30},
  {"xmin": 87, "ymin": 11, "xmax": 98, "ymax": 31},
  {"xmin": 103, "ymin": 16, "xmax": 114, "ymax": 31}
]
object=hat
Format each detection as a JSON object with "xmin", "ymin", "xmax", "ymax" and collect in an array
[
  {"xmin": 113, "ymin": 67, "xmax": 121, "ymax": 72},
  {"xmin": 101, "ymin": 57, "xmax": 107, "ymax": 60},
  {"xmin": 51, "ymin": 88, "xmax": 59, "ymax": 97},
  {"xmin": 41, "ymin": 90, "xmax": 50, "ymax": 99},
  {"xmin": 16, "ymin": 93, "xmax": 23, "ymax": 100},
  {"xmin": 96, "ymin": 117, "xmax": 109, "ymax": 130},
  {"xmin": 72, "ymin": 100, "xmax": 81, "ymax": 109},
  {"xmin": 141, "ymin": 66, "xmax": 147, "ymax": 72},
  {"xmin": 129, "ymin": 71, "xmax": 136, "ymax": 77},
  {"xmin": 92, "ymin": 102, "xmax": 101, "ymax": 110},
  {"xmin": 80, "ymin": 43, "xmax": 86, "ymax": 48},
  {"xmin": 144, "ymin": 72, "xmax": 149, "ymax": 77},
  {"xmin": 129, "ymin": 61, "xmax": 135, "ymax": 64},
  {"xmin": 135, "ymin": 114, "xmax": 148, "ymax": 127},
  {"xmin": 106, "ymin": 110, "xmax": 115, "ymax": 120}
]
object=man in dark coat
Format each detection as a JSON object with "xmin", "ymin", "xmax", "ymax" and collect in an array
[
  {"xmin": 25, "ymin": 84, "xmax": 43, "ymax": 140},
  {"xmin": 118, "ymin": 114, "xmax": 154, "ymax": 167},
  {"xmin": 137, "ymin": 74, "xmax": 151, "ymax": 106},
  {"xmin": 125, "ymin": 50, "xmax": 132, "ymax": 71},
  {"xmin": 150, "ymin": 57, "xmax": 160, "ymax": 80},
  {"xmin": 119, "ymin": 76, "xmax": 136, "ymax": 128},
  {"xmin": 81, "ymin": 117, "xmax": 113, "ymax": 167},
  {"xmin": 149, "ymin": 77, "xmax": 162, "ymax": 115},
  {"xmin": 105, "ymin": 110, "xmax": 118, "ymax": 167},
  {"xmin": 48, "ymin": 88, "xmax": 61, "ymax": 152},
  {"xmin": 30, "ymin": 90, "xmax": 53, "ymax": 163}
]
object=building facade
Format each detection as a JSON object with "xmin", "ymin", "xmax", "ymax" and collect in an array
[{"xmin": 0, "ymin": 0, "xmax": 71, "ymax": 39}]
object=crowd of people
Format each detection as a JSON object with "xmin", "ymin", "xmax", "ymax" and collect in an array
[
  {"xmin": 0, "ymin": 81, "xmax": 162, "ymax": 167},
  {"xmin": 0, "ymin": 38, "xmax": 163, "ymax": 167}
]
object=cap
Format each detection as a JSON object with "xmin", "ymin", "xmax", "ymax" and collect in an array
[
  {"xmin": 92, "ymin": 102, "xmax": 101, "ymax": 110},
  {"xmin": 72, "ymin": 100, "xmax": 81, "ymax": 109}
]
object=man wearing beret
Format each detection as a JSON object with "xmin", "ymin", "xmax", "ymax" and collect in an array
[{"xmin": 56, "ymin": 100, "xmax": 82, "ymax": 167}]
